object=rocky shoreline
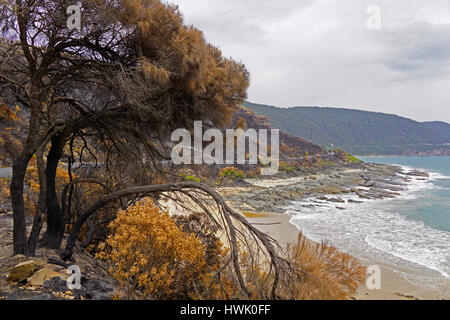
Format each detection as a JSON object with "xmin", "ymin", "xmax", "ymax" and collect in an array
[{"xmin": 221, "ymin": 162, "xmax": 429, "ymax": 215}]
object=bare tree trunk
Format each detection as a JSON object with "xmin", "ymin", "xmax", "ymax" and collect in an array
[
  {"xmin": 10, "ymin": 152, "xmax": 34, "ymax": 255},
  {"xmin": 40, "ymin": 136, "xmax": 65, "ymax": 249},
  {"xmin": 10, "ymin": 89, "xmax": 41, "ymax": 254},
  {"xmin": 27, "ymin": 147, "xmax": 47, "ymax": 256}
]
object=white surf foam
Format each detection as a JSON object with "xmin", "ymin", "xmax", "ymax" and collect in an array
[{"xmin": 285, "ymin": 167, "xmax": 450, "ymax": 290}]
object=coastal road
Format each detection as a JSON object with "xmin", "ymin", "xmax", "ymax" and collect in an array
[
  {"xmin": 0, "ymin": 167, "xmax": 12, "ymax": 178},
  {"xmin": 0, "ymin": 163, "xmax": 101, "ymax": 178},
  {"xmin": 0, "ymin": 153, "xmax": 336, "ymax": 177},
  {"xmin": 281, "ymin": 152, "xmax": 336, "ymax": 162}
]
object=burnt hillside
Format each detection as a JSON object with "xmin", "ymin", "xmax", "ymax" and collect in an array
[{"xmin": 232, "ymin": 106, "xmax": 327, "ymax": 158}]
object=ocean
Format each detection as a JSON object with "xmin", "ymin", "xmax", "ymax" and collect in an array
[{"xmin": 286, "ymin": 156, "xmax": 450, "ymax": 294}]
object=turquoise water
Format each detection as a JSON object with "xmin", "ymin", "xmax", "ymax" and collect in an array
[
  {"xmin": 360, "ymin": 156, "xmax": 450, "ymax": 233},
  {"xmin": 287, "ymin": 156, "xmax": 450, "ymax": 289}
]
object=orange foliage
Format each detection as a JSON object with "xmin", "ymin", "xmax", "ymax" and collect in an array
[
  {"xmin": 97, "ymin": 198, "xmax": 217, "ymax": 299},
  {"xmin": 287, "ymin": 233, "xmax": 366, "ymax": 300},
  {"xmin": 0, "ymin": 177, "xmax": 10, "ymax": 208},
  {"xmin": 235, "ymin": 117, "xmax": 247, "ymax": 130},
  {"xmin": 0, "ymin": 101, "xmax": 21, "ymax": 164},
  {"xmin": 94, "ymin": 201, "xmax": 366, "ymax": 300},
  {"xmin": 0, "ymin": 101, "xmax": 18, "ymax": 123},
  {"xmin": 112, "ymin": 0, "xmax": 249, "ymax": 128}
]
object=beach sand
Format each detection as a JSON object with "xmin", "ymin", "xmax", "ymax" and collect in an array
[{"xmin": 246, "ymin": 213, "xmax": 445, "ymax": 300}]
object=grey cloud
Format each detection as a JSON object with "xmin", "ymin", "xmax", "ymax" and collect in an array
[
  {"xmin": 174, "ymin": 0, "xmax": 313, "ymax": 44},
  {"xmin": 380, "ymin": 21, "xmax": 450, "ymax": 80},
  {"xmin": 171, "ymin": 0, "xmax": 450, "ymax": 122}
]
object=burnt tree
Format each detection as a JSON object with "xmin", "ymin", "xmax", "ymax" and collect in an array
[{"xmin": 0, "ymin": 0, "xmax": 249, "ymax": 254}]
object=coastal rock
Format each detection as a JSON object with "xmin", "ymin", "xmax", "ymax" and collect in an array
[
  {"xmin": 85, "ymin": 279, "xmax": 114, "ymax": 300},
  {"xmin": 41, "ymin": 277, "xmax": 114, "ymax": 300},
  {"xmin": 42, "ymin": 277, "xmax": 71, "ymax": 293},
  {"xmin": 280, "ymin": 191, "xmax": 294, "ymax": 200},
  {"xmin": 406, "ymin": 170, "xmax": 429, "ymax": 178},
  {"xmin": 222, "ymin": 161, "xmax": 415, "ymax": 217},
  {"xmin": 7, "ymin": 261, "xmax": 40, "ymax": 283},
  {"xmin": 370, "ymin": 188, "xmax": 400, "ymax": 199},
  {"xmin": 384, "ymin": 179, "xmax": 407, "ymax": 187},
  {"xmin": 328, "ymin": 197, "xmax": 345, "ymax": 203},
  {"xmin": 316, "ymin": 186, "xmax": 345, "ymax": 194},
  {"xmin": 348, "ymin": 199, "xmax": 363, "ymax": 203},
  {"xmin": 2, "ymin": 255, "xmax": 28, "ymax": 269},
  {"xmin": 371, "ymin": 181, "xmax": 405, "ymax": 191},
  {"xmin": 27, "ymin": 268, "xmax": 67, "ymax": 286},
  {"xmin": 357, "ymin": 192, "xmax": 372, "ymax": 199},
  {"xmin": 361, "ymin": 180, "xmax": 375, "ymax": 188},
  {"xmin": 385, "ymin": 186, "xmax": 406, "ymax": 192},
  {"xmin": 289, "ymin": 190, "xmax": 305, "ymax": 199}
]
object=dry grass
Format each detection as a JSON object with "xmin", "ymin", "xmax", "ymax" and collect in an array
[
  {"xmin": 286, "ymin": 233, "xmax": 366, "ymax": 300},
  {"xmin": 0, "ymin": 177, "xmax": 10, "ymax": 208}
]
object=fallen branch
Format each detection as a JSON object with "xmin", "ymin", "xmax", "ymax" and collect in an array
[{"xmin": 60, "ymin": 181, "xmax": 294, "ymax": 299}]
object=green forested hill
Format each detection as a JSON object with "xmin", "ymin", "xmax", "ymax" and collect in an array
[
  {"xmin": 423, "ymin": 121, "xmax": 450, "ymax": 141},
  {"xmin": 243, "ymin": 102, "xmax": 450, "ymax": 155}
]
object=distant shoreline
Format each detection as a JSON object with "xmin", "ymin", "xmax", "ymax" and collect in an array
[
  {"xmin": 356, "ymin": 155, "xmax": 450, "ymax": 157},
  {"xmin": 244, "ymin": 101, "xmax": 450, "ymax": 157}
]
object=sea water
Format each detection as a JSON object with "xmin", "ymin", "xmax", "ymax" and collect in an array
[{"xmin": 286, "ymin": 156, "xmax": 450, "ymax": 294}]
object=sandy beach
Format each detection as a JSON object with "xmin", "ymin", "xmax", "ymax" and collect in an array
[
  {"xmin": 220, "ymin": 162, "xmax": 450, "ymax": 300},
  {"xmin": 246, "ymin": 213, "xmax": 446, "ymax": 300}
]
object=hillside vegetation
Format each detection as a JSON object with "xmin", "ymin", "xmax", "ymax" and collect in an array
[
  {"xmin": 423, "ymin": 121, "xmax": 450, "ymax": 141},
  {"xmin": 232, "ymin": 106, "xmax": 326, "ymax": 156},
  {"xmin": 244, "ymin": 102, "xmax": 450, "ymax": 155}
]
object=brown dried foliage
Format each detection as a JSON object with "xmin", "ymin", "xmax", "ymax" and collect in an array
[{"xmin": 287, "ymin": 233, "xmax": 366, "ymax": 300}]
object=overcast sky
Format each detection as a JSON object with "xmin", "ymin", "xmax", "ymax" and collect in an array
[{"xmin": 170, "ymin": 0, "xmax": 450, "ymax": 123}]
